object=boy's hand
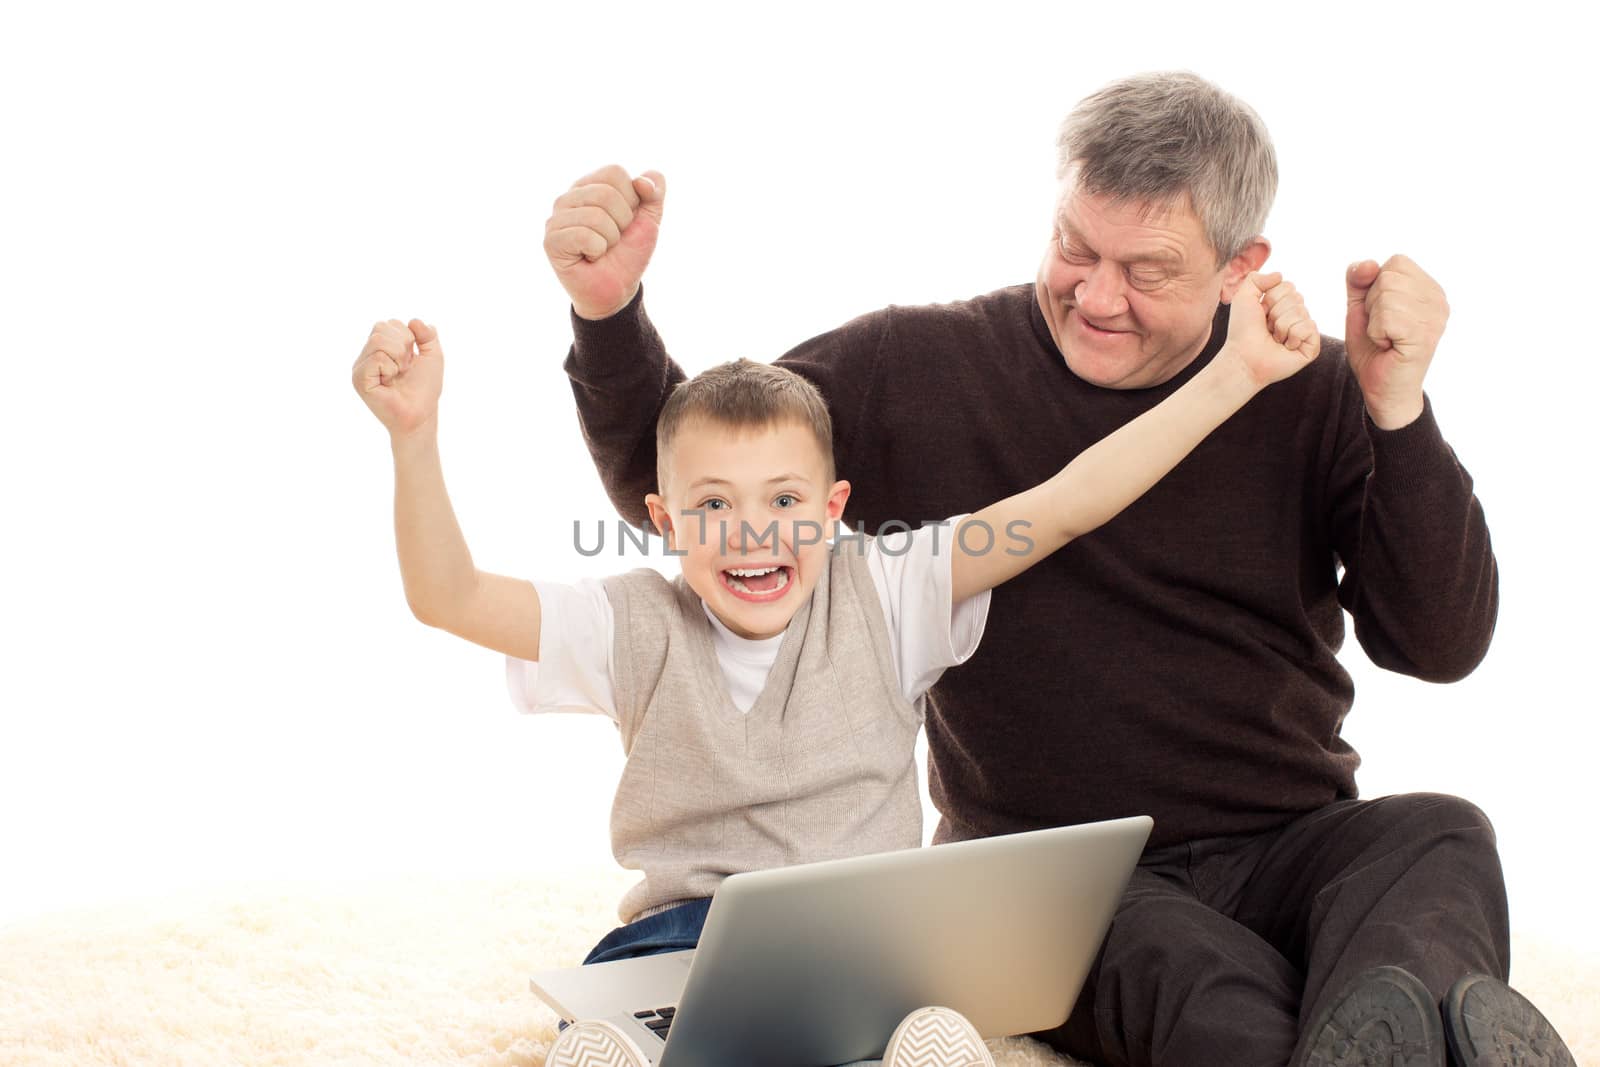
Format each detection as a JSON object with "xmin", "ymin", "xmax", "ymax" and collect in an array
[
  {"xmin": 352, "ymin": 318, "xmax": 444, "ymax": 439},
  {"xmin": 1224, "ymin": 271, "xmax": 1322, "ymax": 390},
  {"xmin": 544, "ymin": 165, "xmax": 666, "ymax": 321}
]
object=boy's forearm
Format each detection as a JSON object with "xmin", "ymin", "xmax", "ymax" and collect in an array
[
  {"xmin": 952, "ymin": 349, "xmax": 1261, "ymax": 602},
  {"xmin": 390, "ymin": 426, "xmax": 478, "ymax": 626},
  {"xmin": 1044, "ymin": 351, "xmax": 1259, "ymax": 540}
]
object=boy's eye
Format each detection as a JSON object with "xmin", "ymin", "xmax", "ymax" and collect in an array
[
  {"xmin": 774, "ymin": 494, "xmax": 797, "ymax": 509},
  {"xmin": 702, "ymin": 498, "xmax": 729, "ymax": 511}
]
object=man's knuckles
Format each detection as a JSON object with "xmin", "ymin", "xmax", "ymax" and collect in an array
[
  {"xmin": 572, "ymin": 163, "xmax": 629, "ymax": 188},
  {"xmin": 570, "ymin": 205, "xmax": 624, "ymax": 239},
  {"xmin": 1381, "ymin": 253, "xmax": 1425, "ymax": 276},
  {"xmin": 554, "ymin": 183, "xmax": 636, "ymax": 222},
  {"xmin": 545, "ymin": 225, "xmax": 606, "ymax": 260},
  {"xmin": 579, "ymin": 166, "xmax": 642, "ymax": 207}
]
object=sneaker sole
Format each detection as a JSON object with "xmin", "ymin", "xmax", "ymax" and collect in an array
[
  {"xmin": 883, "ymin": 1005, "xmax": 995, "ymax": 1067},
  {"xmin": 1300, "ymin": 965, "xmax": 1444, "ymax": 1067},
  {"xmin": 545, "ymin": 1019, "xmax": 650, "ymax": 1067},
  {"xmin": 1443, "ymin": 973, "xmax": 1575, "ymax": 1067}
]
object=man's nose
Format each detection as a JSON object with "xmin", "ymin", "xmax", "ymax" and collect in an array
[{"xmin": 1075, "ymin": 260, "xmax": 1129, "ymax": 319}]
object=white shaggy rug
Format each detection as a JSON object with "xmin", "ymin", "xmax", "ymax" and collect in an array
[{"xmin": 1, "ymin": 866, "xmax": 1593, "ymax": 1066}]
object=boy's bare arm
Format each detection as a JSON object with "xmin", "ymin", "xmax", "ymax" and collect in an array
[
  {"xmin": 950, "ymin": 272, "xmax": 1322, "ymax": 604},
  {"xmin": 354, "ymin": 320, "xmax": 542, "ymax": 662}
]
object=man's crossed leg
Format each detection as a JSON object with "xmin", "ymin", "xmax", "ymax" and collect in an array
[{"xmin": 1035, "ymin": 793, "xmax": 1573, "ymax": 1067}]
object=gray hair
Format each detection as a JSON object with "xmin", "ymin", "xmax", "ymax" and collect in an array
[{"xmin": 1056, "ymin": 71, "xmax": 1277, "ymax": 265}]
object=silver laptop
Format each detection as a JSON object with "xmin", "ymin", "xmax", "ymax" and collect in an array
[{"xmin": 530, "ymin": 815, "xmax": 1151, "ymax": 1067}]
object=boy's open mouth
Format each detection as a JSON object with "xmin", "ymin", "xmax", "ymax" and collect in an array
[{"xmin": 720, "ymin": 564, "xmax": 794, "ymax": 601}]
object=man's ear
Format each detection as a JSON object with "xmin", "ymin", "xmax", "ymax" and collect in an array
[
  {"xmin": 1218, "ymin": 236, "xmax": 1272, "ymax": 304},
  {"xmin": 644, "ymin": 493, "xmax": 675, "ymax": 549}
]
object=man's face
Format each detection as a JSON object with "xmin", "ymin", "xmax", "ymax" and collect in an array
[
  {"xmin": 645, "ymin": 419, "xmax": 850, "ymax": 641},
  {"xmin": 1035, "ymin": 179, "xmax": 1263, "ymax": 389}
]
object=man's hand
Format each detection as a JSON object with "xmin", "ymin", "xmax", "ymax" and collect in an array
[
  {"xmin": 1344, "ymin": 255, "xmax": 1447, "ymax": 429},
  {"xmin": 543, "ymin": 165, "xmax": 666, "ymax": 321},
  {"xmin": 353, "ymin": 318, "xmax": 444, "ymax": 439},
  {"xmin": 1223, "ymin": 271, "xmax": 1322, "ymax": 390}
]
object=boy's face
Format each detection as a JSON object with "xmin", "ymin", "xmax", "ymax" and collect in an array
[{"xmin": 645, "ymin": 418, "xmax": 850, "ymax": 640}]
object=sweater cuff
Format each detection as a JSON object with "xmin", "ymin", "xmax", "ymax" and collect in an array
[
  {"xmin": 1364, "ymin": 394, "xmax": 1455, "ymax": 488},
  {"xmin": 567, "ymin": 284, "xmax": 654, "ymax": 381}
]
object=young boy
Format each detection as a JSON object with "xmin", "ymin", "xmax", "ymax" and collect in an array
[{"xmin": 351, "ymin": 270, "xmax": 1319, "ymax": 1067}]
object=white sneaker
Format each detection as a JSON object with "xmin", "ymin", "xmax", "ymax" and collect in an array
[
  {"xmin": 545, "ymin": 1018, "xmax": 650, "ymax": 1067},
  {"xmin": 882, "ymin": 1005, "xmax": 996, "ymax": 1067}
]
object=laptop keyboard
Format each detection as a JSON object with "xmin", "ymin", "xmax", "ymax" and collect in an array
[{"xmin": 632, "ymin": 1006, "xmax": 677, "ymax": 1039}]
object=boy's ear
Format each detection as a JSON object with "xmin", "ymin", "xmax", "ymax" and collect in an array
[
  {"xmin": 644, "ymin": 493, "xmax": 675, "ymax": 549},
  {"xmin": 825, "ymin": 480, "xmax": 851, "ymax": 521}
]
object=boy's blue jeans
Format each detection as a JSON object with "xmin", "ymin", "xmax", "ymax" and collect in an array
[
  {"xmin": 583, "ymin": 897, "xmax": 713, "ymax": 964},
  {"xmin": 572, "ymin": 898, "xmax": 883, "ymax": 1066}
]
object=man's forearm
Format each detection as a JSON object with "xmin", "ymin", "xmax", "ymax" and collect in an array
[
  {"xmin": 390, "ymin": 427, "xmax": 477, "ymax": 626},
  {"xmin": 1336, "ymin": 395, "xmax": 1499, "ymax": 681},
  {"xmin": 564, "ymin": 286, "xmax": 685, "ymax": 526}
]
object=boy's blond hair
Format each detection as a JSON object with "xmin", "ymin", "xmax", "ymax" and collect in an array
[{"xmin": 655, "ymin": 359, "xmax": 835, "ymax": 492}]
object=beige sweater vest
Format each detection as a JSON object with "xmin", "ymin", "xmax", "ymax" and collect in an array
[{"xmin": 602, "ymin": 547, "xmax": 923, "ymax": 923}]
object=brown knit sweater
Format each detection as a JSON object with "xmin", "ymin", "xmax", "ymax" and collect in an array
[{"xmin": 561, "ymin": 284, "xmax": 1498, "ymax": 850}]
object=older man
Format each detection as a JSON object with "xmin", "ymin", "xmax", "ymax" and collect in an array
[{"xmin": 540, "ymin": 73, "xmax": 1572, "ymax": 1067}]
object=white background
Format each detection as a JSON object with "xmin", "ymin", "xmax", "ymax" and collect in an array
[{"xmin": 3, "ymin": 1, "xmax": 1596, "ymax": 956}]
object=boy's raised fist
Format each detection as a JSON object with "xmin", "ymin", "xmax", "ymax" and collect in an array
[
  {"xmin": 353, "ymin": 318, "xmax": 444, "ymax": 438},
  {"xmin": 1224, "ymin": 272, "xmax": 1322, "ymax": 389}
]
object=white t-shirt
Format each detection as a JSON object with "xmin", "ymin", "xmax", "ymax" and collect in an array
[{"xmin": 506, "ymin": 516, "xmax": 991, "ymax": 720}]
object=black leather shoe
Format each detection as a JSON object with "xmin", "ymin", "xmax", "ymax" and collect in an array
[
  {"xmin": 1442, "ymin": 973, "xmax": 1574, "ymax": 1067},
  {"xmin": 1299, "ymin": 965, "xmax": 1446, "ymax": 1067}
]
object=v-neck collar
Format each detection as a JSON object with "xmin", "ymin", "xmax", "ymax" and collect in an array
[
  {"xmin": 702, "ymin": 603, "xmax": 787, "ymax": 660},
  {"xmin": 684, "ymin": 555, "xmax": 825, "ymax": 725}
]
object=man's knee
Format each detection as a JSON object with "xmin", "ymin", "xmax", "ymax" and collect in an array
[
  {"xmin": 1088, "ymin": 893, "xmax": 1299, "ymax": 1065},
  {"xmin": 1379, "ymin": 791, "xmax": 1498, "ymax": 850},
  {"xmin": 1105, "ymin": 890, "xmax": 1300, "ymax": 990}
]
